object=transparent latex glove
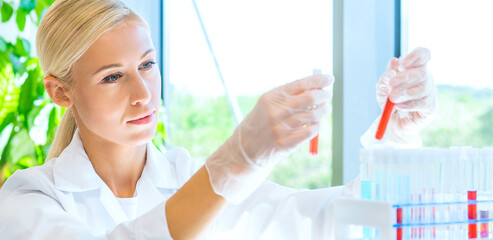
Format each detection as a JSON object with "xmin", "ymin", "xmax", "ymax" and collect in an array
[
  {"xmin": 361, "ymin": 47, "xmax": 438, "ymax": 148},
  {"xmin": 205, "ymin": 74, "xmax": 334, "ymax": 204}
]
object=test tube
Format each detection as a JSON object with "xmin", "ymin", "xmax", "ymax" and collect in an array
[
  {"xmin": 360, "ymin": 149, "xmax": 372, "ymax": 200},
  {"xmin": 398, "ymin": 149, "xmax": 412, "ymax": 239},
  {"xmin": 436, "ymin": 148, "xmax": 448, "ymax": 238},
  {"xmin": 450, "ymin": 147, "xmax": 462, "ymax": 238},
  {"xmin": 387, "ymin": 149, "xmax": 403, "ymax": 240},
  {"xmin": 464, "ymin": 147, "xmax": 479, "ymax": 239},
  {"xmin": 375, "ymin": 98, "xmax": 394, "ymax": 140},
  {"xmin": 480, "ymin": 148, "xmax": 493, "ymax": 238},
  {"xmin": 409, "ymin": 149, "xmax": 420, "ymax": 239},
  {"xmin": 375, "ymin": 61, "xmax": 403, "ymax": 141},
  {"xmin": 429, "ymin": 148, "xmax": 440, "ymax": 239},
  {"xmin": 309, "ymin": 69, "xmax": 322, "ymax": 156},
  {"xmin": 360, "ymin": 149, "xmax": 374, "ymax": 239}
]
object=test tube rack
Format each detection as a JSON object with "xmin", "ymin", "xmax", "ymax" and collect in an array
[{"xmin": 333, "ymin": 147, "xmax": 493, "ymax": 240}]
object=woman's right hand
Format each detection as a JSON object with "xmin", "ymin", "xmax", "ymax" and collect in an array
[
  {"xmin": 360, "ymin": 47, "xmax": 437, "ymax": 148},
  {"xmin": 205, "ymin": 74, "xmax": 334, "ymax": 204}
]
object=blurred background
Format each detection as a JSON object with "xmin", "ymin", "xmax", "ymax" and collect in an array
[{"xmin": 0, "ymin": 0, "xmax": 492, "ymax": 189}]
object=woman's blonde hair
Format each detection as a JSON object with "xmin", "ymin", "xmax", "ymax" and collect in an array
[{"xmin": 37, "ymin": 0, "xmax": 144, "ymax": 160}]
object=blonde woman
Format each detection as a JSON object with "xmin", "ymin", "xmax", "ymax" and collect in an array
[{"xmin": 0, "ymin": 0, "xmax": 436, "ymax": 239}]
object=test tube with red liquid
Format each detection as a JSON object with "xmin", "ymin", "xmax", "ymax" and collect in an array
[
  {"xmin": 310, "ymin": 69, "xmax": 322, "ymax": 156},
  {"xmin": 469, "ymin": 191, "xmax": 478, "ymax": 239},
  {"xmin": 375, "ymin": 98, "xmax": 395, "ymax": 140}
]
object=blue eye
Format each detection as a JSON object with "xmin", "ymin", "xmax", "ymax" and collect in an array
[
  {"xmin": 139, "ymin": 60, "xmax": 156, "ymax": 70},
  {"xmin": 102, "ymin": 73, "xmax": 122, "ymax": 83}
]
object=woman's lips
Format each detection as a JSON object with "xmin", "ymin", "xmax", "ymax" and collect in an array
[{"xmin": 128, "ymin": 112, "xmax": 155, "ymax": 125}]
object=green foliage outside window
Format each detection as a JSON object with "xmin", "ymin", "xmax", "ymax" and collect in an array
[
  {"xmin": 421, "ymin": 85, "xmax": 493, "ymax": 148},
  {"xmin": 170, "ymin": 85, "xmax": 493, "ymax": 189},
  {"xmin": 168, "ymin": 92, "xmax": 333, "ymax": 189}
]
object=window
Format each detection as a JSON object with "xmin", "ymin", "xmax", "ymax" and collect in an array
[
  {"xmin": 165, "ymin": 0, "xmax": 333, "ymax": 188},
  {"xmin": 403, "ymin": 0, "xmax": 493, "ymax": 147}
]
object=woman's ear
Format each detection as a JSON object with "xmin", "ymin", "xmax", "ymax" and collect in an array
[{"xmin": 43, "ymin": 76, "xmax": 73, "ymax": 108}]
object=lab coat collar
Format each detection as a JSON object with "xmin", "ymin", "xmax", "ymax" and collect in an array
[
  {"xmin": 53, "ymin": 129, "xmax": 181, "ymax": 192},
  {"xmin": 143, "ymin": 141, "xmax": 181, "ymax": 189},
  {"xmin": 53, "ymin": 129, "xmax": 104, "ymax": 192}
]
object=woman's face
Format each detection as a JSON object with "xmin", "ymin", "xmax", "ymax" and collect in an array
[{"xmin": 71, "ymin": 19, "xmax": 161, "ymax": 147}]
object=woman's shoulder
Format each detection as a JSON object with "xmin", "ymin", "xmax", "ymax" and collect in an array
[{"xmin": 0, "ymin": 160, "xmax": 57, "ymax": 200}]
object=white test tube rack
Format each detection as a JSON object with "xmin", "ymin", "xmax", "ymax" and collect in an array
[{"xmin": 332, "ymin": 147, "xmax": 493, "ymax": 240}]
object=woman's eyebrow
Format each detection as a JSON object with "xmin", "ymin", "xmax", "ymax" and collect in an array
[
  {"xmin": 92, "ymin": 64, "xmax": 122, "ymax": 76},
  {"xmin": 141, "ymin": 48, "xmax": 155, "ymax": 59},
  {"xmin": 92, "ymin": 49, "xmax": 155, "ymax": 76}
]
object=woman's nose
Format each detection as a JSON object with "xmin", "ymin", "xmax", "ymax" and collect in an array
[{"xmin": 130, "ymin": 73, "xmax": 152, "ymax": 106}]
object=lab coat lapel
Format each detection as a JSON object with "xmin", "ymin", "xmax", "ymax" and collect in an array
[
  {"xmin": 100, "ymin": 185, "xmax": 129, "ymax": 224},
  {"xmin": 53, "ymin": 129, "xmax": 104, "ymax": 192},
  {"xmin": 53, "ymin": 130, "xmax": 128, "ymax": 224},
  {"xmin": 137, "ymin": 174, "xmax": 167, "ymax": 215},
  {"xmin": 137, "ymin": 143, "xmax": 180, "ymax": 214}
]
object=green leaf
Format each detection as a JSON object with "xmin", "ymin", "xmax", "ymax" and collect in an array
[
  {"xmin": 18, "ymin": 73, "xmax": 35, "ymax": 117},
  {"xmin": 16, "ymin": 9, "xmax": 28, "ymax": 32},
  {"xmin": 17, "ymin": 60, "xmax": 28, "ymax": 76},
  {"xmin": 0, "ymin": 49, "xmax": 10, "ymax": 66},
  {"xmin": 16, "ymin": 58, "xmax": 38, "ymax": 81},
  {"xmin": 22, "ymin": 38, "xmax": 31, "ymax": 55},
  {"xmin": 1, "ymin": 2, "xmax": 14, "ymax": 23},
  {"xmin": 3, "ymin": 163, "xmax": 20, "ymax": 179},
  {"xmin": 0, "ymin": 127, "xmax": 15, "ymax": 168},
  {"xmin": 14, "ymin": 155, "xmax": 36, "ymax": 168},
  {"xmin": 12, "ymin": 38, "xmax": 30, "ymax": 57},
  {"xmin": 26, "ymin": 99, "xmax": 47, "ymax": 130},
  {"xmin": 0, "ymin": 70, "xmax": 19, "ymax": 120},
  {"xmin": 0, "ymin": 38, "xmax": 6, "ymax": 52},
  {"xmin": 34, "ymin": 0, "xmax": 53, "ymax": 24},
  {"xmin": 24, "ymin": 57, "xmax": 39, "ymax": 71},
  {"xmin": 20, "ymin": 0, "xmax": 36, "ymax": 12},
  {"xmin": 35, "ymin": 145, "xmax": 45, "ymax": 165},
  {"xmin": 6, "ymin": 128, "xmax": 36, "ymax": 166},
  {"xmin": 7, "ymin": 52, "xmax": 21, "ymax": 74},
  {"xmin": 0, "ymin": 112, "xmax": 16, "ymax": 134},
  {"xmin": 46, "ymin": 105, "xmax": 58, "ymax": 142}
]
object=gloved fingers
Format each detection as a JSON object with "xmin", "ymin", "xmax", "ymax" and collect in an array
[
  {"xmin": 279, "ymin": 122, "xmax": 321, "ymax": 149},
  {"xmin": 386, "ymin": 57, "xmax": 400, "ymax": 72},
  {"xmin": 282, "ymin": 104, "xmax": 331, "ymax": 128},
  {"xmin": 376, "ymin": 82, "xmax": 391, "ymax": 109},
  {"xmin": 387, "ymin": 67, "xmax": 430, "ymax": 101},
  {"xmin": 401, "ymin": 47, "xmax": 431, "ymax": 69},
  {"xmin": 375, "ymin": 58, "xmax": 400, "ymax": 108},
  {"xmin": 388, "ymin": 67, "xmax": 428, "ymax": 88},
  {"xmin": 283, "ymin": 74, "xmax": 334, "ymax": 96},
  {"xmin": 389, "ymin": 68, "xmax": 433, "ymax": 103},
  {"xmin": 289, "ymin": 89, "xmax": 332, "ymax": 111},
  {"xmin": 394, "ymin": 90, "xmax": 438, "ymax": 114},
  {"xmin": 378, "ymin": 58, "xmax": 399, "ymax": 87}
]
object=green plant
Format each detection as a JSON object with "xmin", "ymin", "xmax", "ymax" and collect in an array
[
  {"xmin": 0, "ymin": 0, "xmax": 57, "ymax": 185},
  {"xmin": 0, "ymin": 0, "xmax": 167, "ymax": 186}
]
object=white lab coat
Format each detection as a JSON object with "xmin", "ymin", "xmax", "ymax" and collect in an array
[{"xmin": 0, "ymin": 130, "xmax": 359, "ymax": 239}]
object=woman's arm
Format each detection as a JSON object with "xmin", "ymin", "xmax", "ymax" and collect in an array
[
  {"xmin": 166, "ymin": 166, "xmax": 226, "ymax": 239},
  {"xmin": 165, "ymin": 74, "xmax": 334, "ymax": 238}
]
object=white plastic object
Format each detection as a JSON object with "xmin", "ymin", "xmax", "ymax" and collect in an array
[{"xmin": 333, "ymin": 197, "xmax": 395, "ymax": 240}]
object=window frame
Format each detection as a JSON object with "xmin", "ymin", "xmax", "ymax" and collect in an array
[{"xmin": 332, "ymin": 0, "xmax": 401, "ymax": 185}]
